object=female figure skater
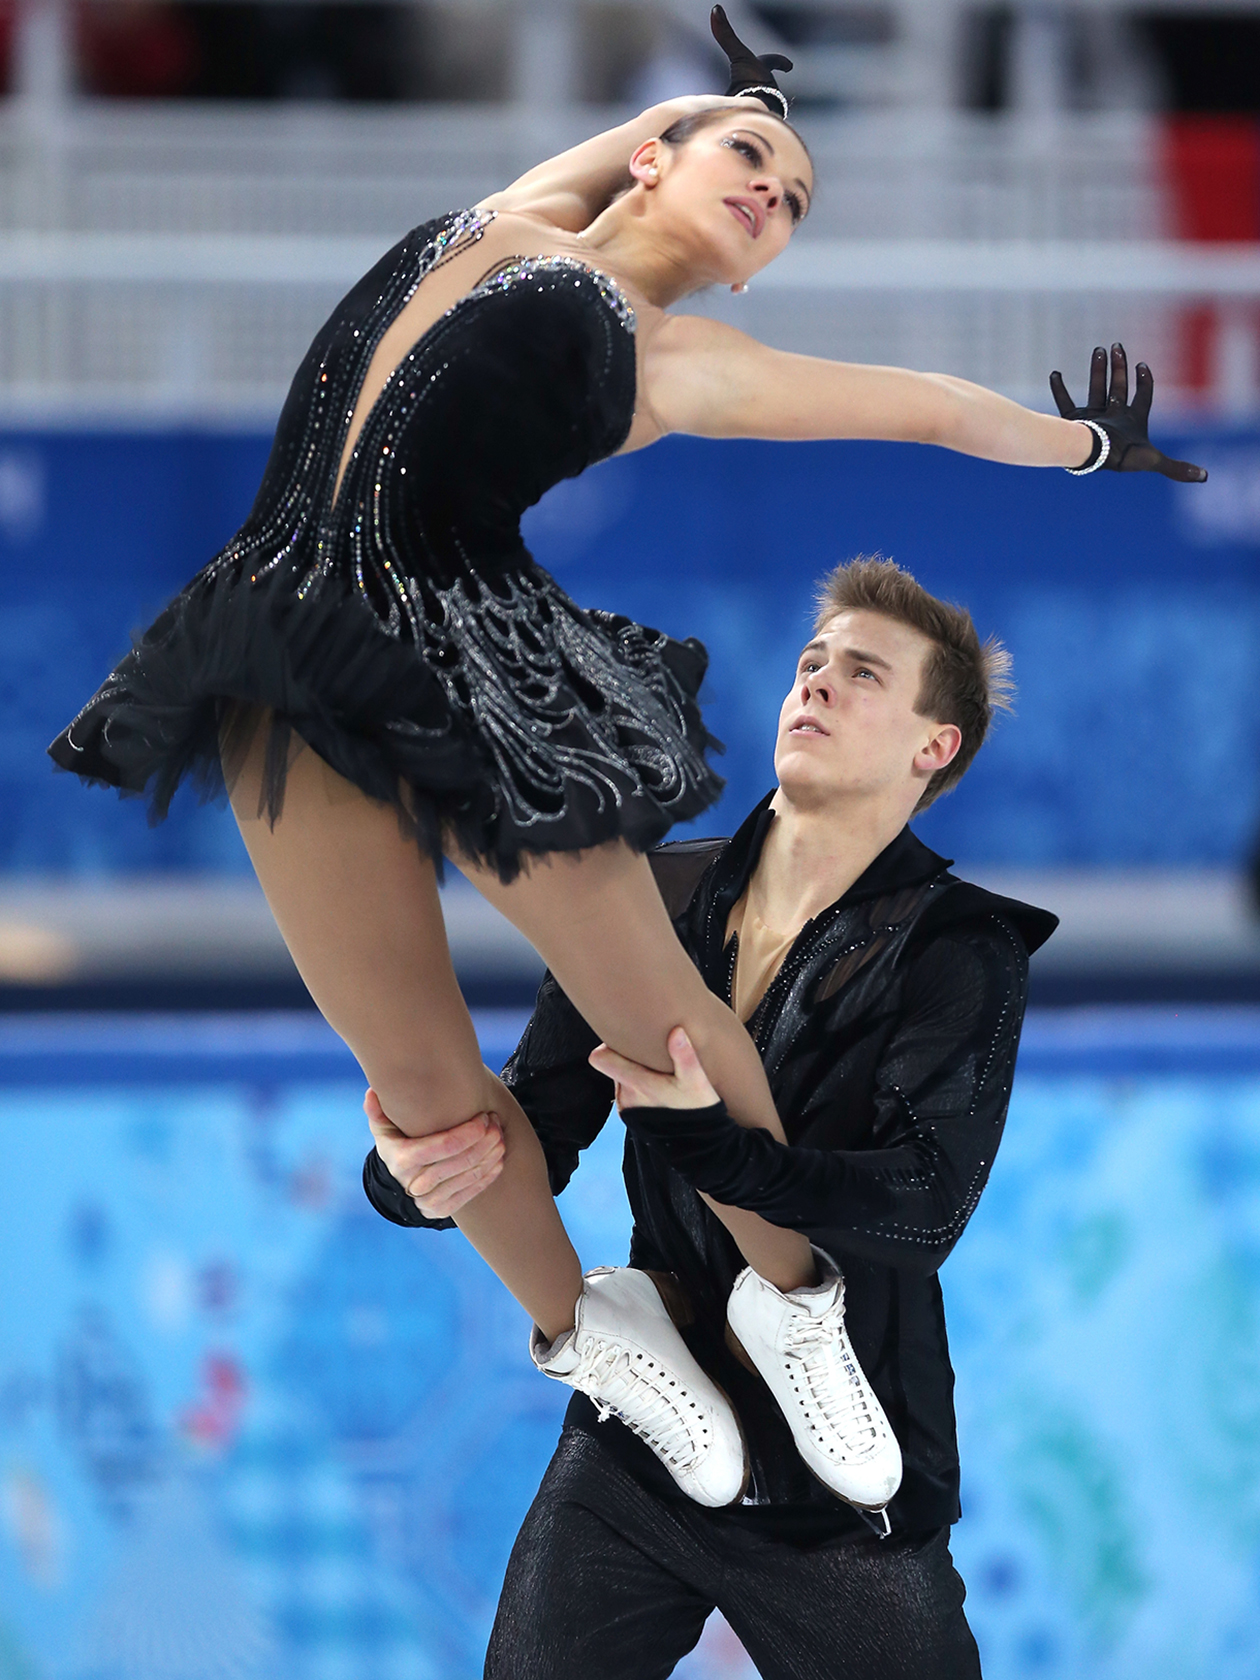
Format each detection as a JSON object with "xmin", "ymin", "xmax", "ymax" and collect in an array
[{"xmin": 50, "ymin": 9, "xmax": 1203, "ymax": 1513}]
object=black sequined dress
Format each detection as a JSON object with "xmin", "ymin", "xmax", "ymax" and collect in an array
[{"xmin": 48, "ymin": 208, "xmax": 723, "ymax": 878}]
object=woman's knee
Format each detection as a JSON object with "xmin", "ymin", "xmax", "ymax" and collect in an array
[{"xmin": 646, "ymin": 988, "xmax": 752, "ymax": 1071}]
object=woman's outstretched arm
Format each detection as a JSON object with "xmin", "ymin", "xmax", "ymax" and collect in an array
[
  {"xmin": 643, "ymin": 316, "xmax": 1206, "ymax": 480},
  {"xmin": 479, "ymin": 96, "xmax": 744, "ymax": 231}
]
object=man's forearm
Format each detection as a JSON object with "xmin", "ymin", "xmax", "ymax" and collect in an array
[{"xmin": 621, "ymin": 1100, "xmax": 994, "ymax": 1277}]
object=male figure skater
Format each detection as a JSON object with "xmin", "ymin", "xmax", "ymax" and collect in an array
[{"xmin": 364, "ymin": 557, "xmax": 1055, "ymax": 1679}]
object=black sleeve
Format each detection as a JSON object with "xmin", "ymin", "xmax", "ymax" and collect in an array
[
  {"xmin": 498, "ymin": 971, "xmax": 616, "ymax": 1196},
  {"xmin": 361, "ymin": 970, "xmax": 616, "ymax": 1228},
  {"xmin": 621, "ymin": 917, "xmax": 1029, "ymax": 1276},
  {"xmin": 362, "ymin": 1143, "xmax": 454, "ymax": 1230}
]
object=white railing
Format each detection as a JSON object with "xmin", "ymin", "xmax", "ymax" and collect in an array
[
  {"xmin": 0, "ymin": 234, "xmax": 1254, "ymax": 419},
  {"xmin": 12, "ymin": 233, "xmax": 1255, "ymax": 290},
  {"xmin": 0, "ymin": 103, "xmax": 1163, "ymax": 240},
  {"xmin": 698, "ymin": 240, "xmax": 1260, "ymax": 414},
  {"xmin": 0, "ymin": 102, "xmax": 1251, "ymax": 418}
]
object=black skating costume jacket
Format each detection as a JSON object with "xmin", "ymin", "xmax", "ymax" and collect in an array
[{"xmin": 365, "ymin": 794, "xmax": 1056, "ymax": 1543}]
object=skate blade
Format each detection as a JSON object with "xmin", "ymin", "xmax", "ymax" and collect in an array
[{"xmin": 725, "ymin": 1323, "xmax": 896, "ymax": 1526}]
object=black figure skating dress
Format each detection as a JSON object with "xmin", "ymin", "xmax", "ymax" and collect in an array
[{"xmin": 48, "ymin": 208, "xmax": 722, "ymax": 878}]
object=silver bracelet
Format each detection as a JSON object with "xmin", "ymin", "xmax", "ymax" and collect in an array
[
  {"xmin": 738, "ymin": 85, "xmax": 790, "ymax": 120},
  {"xmin": 1065, "ymin": 420, "xmax": 1111, "ymax": 476}
]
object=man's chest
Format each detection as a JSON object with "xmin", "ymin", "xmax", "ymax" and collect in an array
[{"xmin": 698, "ymin": 934, "xmax": 907, "ymax": 1151}]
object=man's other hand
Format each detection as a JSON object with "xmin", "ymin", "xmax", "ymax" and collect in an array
[
  {"xmin": 589, "ymin": 1026, "xmax": 720, "ymax": 1112},
  {"xmin": 365, "ymin": 1089, "xmax": 505, "ymax": 1219}
]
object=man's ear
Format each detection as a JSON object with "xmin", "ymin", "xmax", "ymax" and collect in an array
[
  {"xmin": 914, "ymin": 723, "xmax": 961, "ymax": 777},
  {"xmin": 628, "ymin": 139, "xmax": 662, "ymax": 187}
]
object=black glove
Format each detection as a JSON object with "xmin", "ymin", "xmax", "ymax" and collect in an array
[
  {"xmin": 710, "ymin": 4, "xmax": 793, "ymax": 115},
  {"xmin": 1050, "ymin": 343, "xmax": 1207, "ymax": 482}
]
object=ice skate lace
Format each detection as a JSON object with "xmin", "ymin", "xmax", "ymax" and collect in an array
[
  {"xmin": 784, "ymin": 1300, "xmax": 883, "ymax": 1459},
  {"xmin": 567, "ymin": 1337, "xmax": 707, "ymax": 1471}
]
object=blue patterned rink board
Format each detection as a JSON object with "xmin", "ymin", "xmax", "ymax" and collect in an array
[{"xmin": 0, "ymin": 1007, "xmax": 1258, "ymax": 1680}]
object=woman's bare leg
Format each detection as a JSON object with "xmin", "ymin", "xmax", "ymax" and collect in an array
[
  {"xmin": 227, "ymin": 723, "xmax": 582, "ymax": 1341},
  {"xmin": 459, "ymin": 842, "xmax": 816, "ymax": 1292}
]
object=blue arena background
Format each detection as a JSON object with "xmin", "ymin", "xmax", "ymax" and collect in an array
[
  {"xmin": 1, "ymin": 1007, "xmax": 1259, "ymax": 1680},
  {"xmin": 5, "ymin": 422, "xmax": 1260, "ymax": 876},
  {"xmin": 4, "ymin": 423, "xmax": 1260, "ymax": 1680}
]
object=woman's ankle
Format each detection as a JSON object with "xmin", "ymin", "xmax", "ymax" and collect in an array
[
  {"xmin": 535, "ymin": 1317, "xmax": 577, "ymax": 1352},
  {"xmin": 756, "ymin": 1256, "xmax": 818, "ymax": 1293}
]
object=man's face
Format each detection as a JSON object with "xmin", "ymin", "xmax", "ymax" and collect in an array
[{"xmin": 773, "ymin": 610, "xmax": 955, "ymax": 810}]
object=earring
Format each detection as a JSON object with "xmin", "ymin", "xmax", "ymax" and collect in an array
[{"xmin": 731, "ymin": 281, "xmax": 749, "ymax": 295}]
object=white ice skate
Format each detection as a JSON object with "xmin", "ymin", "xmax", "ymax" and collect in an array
[
  {"xmin": 531, "ymin": 1266, "xmax": 748, "ymax": 1508},
  {"xmin": 726, "ymin": 1247, "xmax": 902, "ymax": 1520}
]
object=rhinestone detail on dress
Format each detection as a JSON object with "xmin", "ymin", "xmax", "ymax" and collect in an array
[
  {"xmin": 465, "ymin": 254, "xmax": 636, "ymax": 336},
  {"xmin": 50, "ymin": 207, "xmax": 721, "ymax": 876}
]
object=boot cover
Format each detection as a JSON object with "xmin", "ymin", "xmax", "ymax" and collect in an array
[
  {"xmin": 531, "ymin": 1266, "xmax": 748, "ymax": 1508},
  {"xmin": 726, "ymin": 1247, "xmax": 902, "ymax": 1512}
]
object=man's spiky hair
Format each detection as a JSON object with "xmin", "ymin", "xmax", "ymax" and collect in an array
[{"xmin": 814, "ymin": 556, "xmax": 1014, "ymax": 811}]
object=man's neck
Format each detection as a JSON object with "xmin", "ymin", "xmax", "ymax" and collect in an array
[{"xmin": 749, "ymin": 791, "xmax": 912, "ymax": 934}]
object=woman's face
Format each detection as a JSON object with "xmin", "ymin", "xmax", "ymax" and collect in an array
[{"xmin": 645, "ymin": 112, "xmax": 813, "ymax": 285}]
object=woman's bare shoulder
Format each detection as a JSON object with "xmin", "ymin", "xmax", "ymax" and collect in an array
[
  {"xmin": 470, "ymin": 202, "xmax": 574, "ymax": 242},
  {"xmin": 475, "ymin": 190, "xmax": 595, "ymax": 235}
]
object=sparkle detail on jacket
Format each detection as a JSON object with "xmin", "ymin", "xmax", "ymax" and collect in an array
[{"xmin": 366, "ymin": 797, "xmax": 1056, "ymax": 1540}]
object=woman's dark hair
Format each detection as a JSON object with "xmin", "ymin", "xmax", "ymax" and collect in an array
[
  {"xmin": 658, "ymin": 105, "xmax": 812, "ymax": 172},
  {"xmin": 599, "ymin": 105, "xmax": 812, "ymax": 217}
]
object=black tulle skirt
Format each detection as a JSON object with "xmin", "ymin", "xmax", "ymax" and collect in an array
[{"xmin": 48, "ymin": 554, "xmax": 725, "ymax": 882}]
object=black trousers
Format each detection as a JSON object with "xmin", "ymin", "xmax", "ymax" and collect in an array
[{"xmin": 485, "ymin": 1429, "xmax": 982, "ymax": 1680}]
